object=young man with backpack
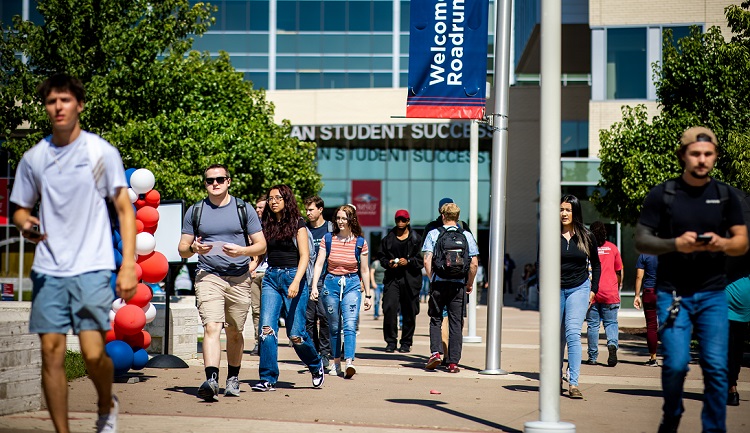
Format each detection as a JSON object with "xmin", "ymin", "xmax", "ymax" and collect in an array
[
  {"xmin": 635, "ymin": 127, "xmax": 748, "ymax": 432},
  {"xmin": 179, "ymin": 164, "xmax": 267, "ymax": 401},
  {"xmin": 303, "ymin": 195, "xmax": 334, "ymax": 372},
  {"xmin": 422, "ymin": 202, "xmax": 479, "ymax": 373}
]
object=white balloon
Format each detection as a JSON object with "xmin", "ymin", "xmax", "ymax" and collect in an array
[
  {"xmin": 109, "ymin": 309, "xmax": 116, "ymax": 323},
  {"xmin": 130, "ymin": 169, "xmax": 155, "ymax": 194},
  {"xmin": 127, "ymin": 188, "xmax": 138, "ymax": 203},
  {"xmin": 135, "ymin": 232, "xmax": 156, "ymax": 256},
  {"xmin": 142, "ymin": 303, "xmax": 157, "ymax": 323},
  {"xmin": 112, "ymin": 298, "xmax": 127, "ymax": 312}
]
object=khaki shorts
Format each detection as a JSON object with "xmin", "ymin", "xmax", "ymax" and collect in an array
[{"xmin": 195, "ymin": 270, "xmax": 252, "ymax": 330}]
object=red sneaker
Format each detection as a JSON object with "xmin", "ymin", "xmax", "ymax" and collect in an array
[
  {"xmin": 425, "ymin": 353, "xmax": 441, "ymax": 370},
  {"xmin": 447, "ymin": 363, "xmax": 460, "ymax": 373}
]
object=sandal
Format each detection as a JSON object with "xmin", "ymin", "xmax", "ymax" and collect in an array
[{"xmin": 568, "ymin": 386, "xmax": 583, "ymax": 399}]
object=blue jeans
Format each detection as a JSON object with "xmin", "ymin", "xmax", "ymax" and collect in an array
[
  {"xmin": 586, "ymin": 302, "xmax": 620, "ymax": 361},
  {"xmin": 322, "ymin": 274, "xmax": 361, "ymax": 360},
  {"xmin": 373, "ymin": 284, "xmax": 384, "ymax": 318},
  {"xmin": 657, "ymin": 289, "xmax": 728, "ymax": 432},
  {"xmin": 259, "ymin": 267, "xmax": 322, "ymax": 384},
  {"xmin": 560, "ymin": 280, "xmax": 590, "ymax": 387}
]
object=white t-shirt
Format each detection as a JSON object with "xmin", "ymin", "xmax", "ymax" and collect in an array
[{"xmin": 10, "ymin": 131, "xmax": 128, "ymax": 277}]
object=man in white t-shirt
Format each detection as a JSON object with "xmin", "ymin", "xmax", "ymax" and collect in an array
[{"xmin": 10, "ymin": 73, "xmax": 138, "ymax": 433}]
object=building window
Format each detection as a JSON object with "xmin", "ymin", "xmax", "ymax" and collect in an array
[{"xmin": 606, "ymin": 28, "xmax": 647, "ymax": 99}]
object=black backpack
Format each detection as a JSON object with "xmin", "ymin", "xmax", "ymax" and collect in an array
[
  {"xmin": 432, "ymin": 226, "xmax": 471, "ymax": 279},
  {"xmin": 191, "ymin": 197, "xmax": 250, "ymax": 247}
]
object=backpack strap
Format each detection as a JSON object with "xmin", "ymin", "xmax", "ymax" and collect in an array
[
  {"xmin": 662, "ymin": 180, "xmax": 678, "ymax": 237},
  {"xmin": 327, "ymin": 220, "xmax": 334, "ymax": 232},
  {"xmin": 324, "ymin": 232, "xmax": 333, "ymax": 257},
  {"xmin": 355, "ymin": 236, "xmax": 365, "ymax": 268},
  {"xmin": 235, "ymin": 197, "xmax": 250, "ymax": 247},
  {"xmin": 191, "ymin": 200, "xmax": 204, "ymax": 240}
]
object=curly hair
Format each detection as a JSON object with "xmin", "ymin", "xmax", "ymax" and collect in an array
[
  {"xmin": 332, "ymin": 205, "xmax": 363, "ymax": 238},
  {"xmin": 590, "ymin": 221, "xmax": 607, "ymax": 247},
  {"xmin": 261, "ymin": 184, "xmax": 302, "ymax": 241}
]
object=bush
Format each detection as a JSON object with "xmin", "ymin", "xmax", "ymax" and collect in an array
[{"xmin": 64, "ymin": 350, "xmax": 87, "ymax": 381}]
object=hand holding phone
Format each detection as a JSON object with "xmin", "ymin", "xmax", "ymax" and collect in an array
[
  {"xmin": 696, "ymin": 234, "xmax": 712, "ymax": 244},
  {"xmin": 23, "ymin": 225, "xmax": 46, "ymax": 242}
]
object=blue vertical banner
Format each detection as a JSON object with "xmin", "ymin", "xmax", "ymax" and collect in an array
[{"xmin": 407, "ymin": 0, "xmax": 490, "ymax": 119}]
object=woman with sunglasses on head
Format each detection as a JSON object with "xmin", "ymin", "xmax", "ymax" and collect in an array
[
  {"xmin": 252, "ymin": 184, "xmax": 325, "ymax": 392},
  {"xmin": 311, "ymin": 205, "xmax": 371, "ymax": 378},
  {"xmin": 559, "ymin": 194, "xmax": 600, "ymax": 399}
]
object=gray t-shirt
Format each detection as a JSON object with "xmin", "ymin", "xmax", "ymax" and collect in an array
[
  {"xmin": 182, "ymin": 197, "xmax": 263, "ymax": 276},
  {"xmin": 10, "ymin": 131, "xmax": 127, "ymax": 277}
]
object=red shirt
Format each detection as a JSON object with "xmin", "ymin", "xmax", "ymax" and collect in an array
[{"xmin": 594, "ymin": 241, "xmax": 623, "ymax": 304}]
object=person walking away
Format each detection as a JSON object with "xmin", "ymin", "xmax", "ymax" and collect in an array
[
  {"xmin": 370, "ymin": 259, "xmax": 386, "ymax": 319},
  {"xmin": 303, "ymin": 195, "xmax": 333, "ymax": 371},
  {"xmin": 376, "ymin": 209, "xmax": 424, "ymax": 353},
  {"xmin": 422, "ymin": 203, "xmax": 479, "ymax": 373},
  {"xmin": 253, "ymin": 184, "xmax": 325, "ymax": 392},
  {"xmin": 311, "ymin": 205, "xmax": 372, "ymax": 378},
  {"xmin": 179, "ymin": 164, "xmax": 267, "ymax": 401},
  {"xmin": 585, "ymin": 221, "xmax": 623, "ymax": 366},
  {"xmin": 559, "ymin": 195, "xmax": 601, "ymax": 399},
  {"xmin": 10, "ymin": 73, "xmax": 138, "ymax": 433},
  {"xmin": 504, "ymin": 253, "xmax": 516, "ymax": 294},
  {"xmin": 635, "ymin": 127, "xmax": 747, "ymax": 432},
  {"xmin": 634, "ymin": 254, "xmax": 659, "ymax": 366}
]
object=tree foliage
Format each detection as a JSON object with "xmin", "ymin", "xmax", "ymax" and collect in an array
[
  {"xmin": 0, "ymin": 0, "xmax": 321, "ymax": 204},
  {"xmin": 593, "ymin": 2, "xmax": 750, "ymax": 225}
]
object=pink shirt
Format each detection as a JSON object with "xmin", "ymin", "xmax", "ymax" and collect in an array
[
  {"xmin": 594, "ymin": 241, "xmax": 623, "ymax": 304},
  {"xmin": 327, "ymin": 235, "xmax": 369, "ymax": 275}
]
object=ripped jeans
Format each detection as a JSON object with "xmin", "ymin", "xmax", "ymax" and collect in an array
[
  {"xmin": 322, "ymin": 273, "xmax": 362, "ymax": 361},
  {"xmin": 258, "ymin": 267, "xmax": 322, "ymax": 384}
]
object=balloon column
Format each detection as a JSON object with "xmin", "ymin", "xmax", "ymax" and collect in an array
[{"xmin": 105, "ymin": 168, "xmax": 169, "ymax": 375}]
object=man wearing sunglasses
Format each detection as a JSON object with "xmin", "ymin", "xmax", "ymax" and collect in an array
[
  {"xmin": 376, "ymin": 209, "xmax": 424, "ymax": 353},
  {"xmin": 179, "ymin": 165, "xmax": 267, "ymax": 401}
]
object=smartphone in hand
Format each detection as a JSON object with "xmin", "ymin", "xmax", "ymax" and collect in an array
[
  {"xmin": 696, "ymin": 234, "xmax": 712, "ymax": 244},
  {"xmin": 23, "ymin": 226, "xmax": 46, "ymax": 241}
]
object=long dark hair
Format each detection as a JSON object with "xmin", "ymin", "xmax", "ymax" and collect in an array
[
  {"xmin": 561, "ymin": 194, "xmax": 592, "ymax": 257},
  {"xmin": 262, "ymin": 184, "xmax": 301, "ymax": 241},
  {"xmin": 590, "ymin": 221, "xmax": 607, "ymax": 247},
  {"xmin": 332, "ymin": 205, "xmax": 363, "ymax": 238}
]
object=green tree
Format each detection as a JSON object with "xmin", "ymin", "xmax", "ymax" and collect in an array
[
  {"xmin": 0, "ymin": 0, "xmax": 321, "ymax": 204},
  {"xmin": 594, "ymin": 2, "xmax": 750, "ymax": 225}
]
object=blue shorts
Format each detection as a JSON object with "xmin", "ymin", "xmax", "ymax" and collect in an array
[{"xmin": 30, "ymin": 270, "xmax": 114, "ymax": 334}]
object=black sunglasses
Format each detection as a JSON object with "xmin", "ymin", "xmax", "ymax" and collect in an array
[
  {"xmin": 395, "ymin": 217, "xmax": 409, "ymax": 222},
  {"xmin": 205, "ymin": 177, "xmax": 228, "ymax": 185}
]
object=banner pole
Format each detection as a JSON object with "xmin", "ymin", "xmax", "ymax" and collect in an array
[{"xmin": 465, "ymin": 120, "xmax": 481, "ymax": 344}]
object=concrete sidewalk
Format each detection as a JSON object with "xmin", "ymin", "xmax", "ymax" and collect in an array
[{"xmin": 1, "ymin": 298, "xmax": 749, "ymax": 432}]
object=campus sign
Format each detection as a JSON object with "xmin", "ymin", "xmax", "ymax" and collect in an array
[
  {"xmin": 406, "ymin": 0, "xmax": 490, "ymax": 119},
  {"xmin": 290, "ymin": 123, "xmax": 493, "ymax": 142}
]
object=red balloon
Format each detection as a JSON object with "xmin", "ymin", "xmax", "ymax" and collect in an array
[
  {"xmin": 144, "ymin": 189, "xmax": 160, "ymax": 208},
  {"xmin": 122, "ymin": 330, "xmax": 151, "ymax": 350},
  {"xmin": 105, "ymin": 323, "xmax": 118, "ymax": 343},
  {"xmin": 135, "ymin": 220, "xmax": 144, "ymax": 233},
  {"xmin": 134, "ymin": 198, "xmax": 147, "ymax": 209},
  {"xmin": 139, "ymin": 251, "xmax": 169, "ymax": 283},
  {"xmin": 114, "ymin": 305, "xmax": 146, "ymax": 336},
  {"xmin": 136, "ymin": 206, "xmax": 159, "ymax": 228},
  {"xmin": 143, "ymin": 224, "xmax": 157, "ymax": 235},
  {"xmin": 135, "ymin": 263, "xmax": 143, "ymax": 281},
  {"xmin": 127, "ymin": 283, "xmax": 153, "ymax": 308}
]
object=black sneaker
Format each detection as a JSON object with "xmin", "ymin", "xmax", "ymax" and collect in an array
[
  {"xmin": 312, "ymin": 364, "xmax": 325, "ymax": 388},
  {"xmin": 251, "ymin": 381, "xmax": 276, "ymax": 392},
  {"xmin": 585, "ymin": 358, "xmax": 597, "ymax": 365},
  {"xmin": 397, "ymin": 344, "xmax": 411, "ymax": 353},
  {"xmin": 249, "ymin": 344, "xmax": 259, "ymax": 356},
  {"xmin": 385, "ymin": 344, "xmax": 396, "ymax": 353},
  {"xmin": 607, "ymin": 344, "xmax": 618, "ymax": 367},
  {"xmin": 657, "ymin": 416, "xmax": 680, "ymax": 433}
]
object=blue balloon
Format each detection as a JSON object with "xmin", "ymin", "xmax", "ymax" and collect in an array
[
  {"xmin": 117, "ymin": 240, "xmax": 123, "ymax": 252},
  {"xmin": 112, "ymin": 230, "xmax": 122, "ymax": 246},
  {"xmin": 132, "ymin": 348, "xmax": 149, "ymax": 370},
  {"xmin": 125, "ymin": 168, "xmax": 137, "ymax": 187},
  {"xmin": 105, "ymin": 340, "xmax": 134, "ymax": 374},
  {"xmin": 113, "ymin": 249, "xmax": 123, "ymax": 268},
  {"xmin": 110, "ymin": 272, "xmax": 117, "ymax": 294}
]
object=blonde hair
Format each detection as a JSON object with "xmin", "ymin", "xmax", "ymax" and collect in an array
[{"xmin": 440, "ymin": 203, "xmax": 460, "ymax": 222}]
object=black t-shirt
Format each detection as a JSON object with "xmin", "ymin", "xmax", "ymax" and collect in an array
[
  {"xmin": 560, "ymin": 231, "xmax": 601, "ymax": 292},
  {"xmin": 638, "ymin": 178, "xmax": 744, "ymax": 295},
  {"xmin": 266, "ymin": 218, "xmax": 307, "ymax": 268},
  {"xmin": 307, "ymin": 220, "xmax": 331, "ymax": 254}
]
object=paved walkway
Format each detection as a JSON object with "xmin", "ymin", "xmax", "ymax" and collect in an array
[{"xmin": 2, "ymin": 297, "xmax": 749, "ymax": 432}]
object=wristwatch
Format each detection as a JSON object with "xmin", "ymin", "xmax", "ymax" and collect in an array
[{"xmin": 365, "ymin": 295, "xmax": 372, "ymax": 299}]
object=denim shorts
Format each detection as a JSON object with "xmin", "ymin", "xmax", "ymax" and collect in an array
[{"xmin": 29, "ymin": 270, "xmax": 114, "ymax": 334}]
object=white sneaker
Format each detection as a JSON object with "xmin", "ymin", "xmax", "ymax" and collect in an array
[
  {"xmin": 96, "ymin": 395, "xmax": 118, "ymax": 433},
  {"xmin": 329, "ymin": 363, "xmax": 341, "ymax": 376},
  {"xmin": 344, "ymin": 359, "xmax": 356, "ymax": 379}
]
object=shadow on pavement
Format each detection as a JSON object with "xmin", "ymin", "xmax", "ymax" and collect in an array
[
  {"xmin": 606, "ymin": 388, "xmax": 704, "ymax": 401},
  {"xmin": 386, "ymin": 398, "xmax": 522, "ymax": 432}
]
